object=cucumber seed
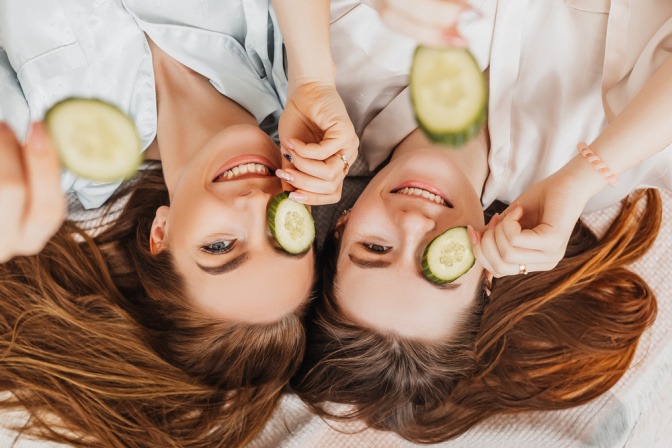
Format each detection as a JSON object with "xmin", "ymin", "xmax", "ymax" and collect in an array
[
  {"xmin": 284, "ymin": 211, "xmax": 305, "ymax": 239},
  {"xmin": 440, "ymin": 242, "xmax": 466, "ymax": 267}
]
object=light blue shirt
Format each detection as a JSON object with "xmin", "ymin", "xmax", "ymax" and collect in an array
[{"xmin": 0, "ymin": 0, "xmax": 288, "ymax": 209}]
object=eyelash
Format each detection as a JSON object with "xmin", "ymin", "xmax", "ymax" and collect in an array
[
  {"xmin": 200, "ymin": 240, "xmax": 236, "ymax": 255},
  {"xmin": 362, "ymin": 243, "xmax": 391, "ymax": 254}
]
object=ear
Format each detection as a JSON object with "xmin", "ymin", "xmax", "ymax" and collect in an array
[
  {"xmin": 333, "ymin": 209, "xmax": 351, "ymax": 240},
  {"xmin": 150, "ymin": 206, "xmax": 170, "ymax": 255}
]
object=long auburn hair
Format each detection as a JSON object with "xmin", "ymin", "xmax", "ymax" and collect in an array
[
  {"xmin": 0, "ymin": 168, "xmax": 310, "ymax": 447},
  {"xmin": 292, "ymin": 188, "xmax": 661, "ymax": 443}
]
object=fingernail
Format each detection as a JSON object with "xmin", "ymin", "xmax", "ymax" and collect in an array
[
  {"xmin": 289, "ymin": 192, "xmax": 307, "ymax": 203},
  {"xmin": 442, "ymin": 26, "xmax": 468, "ymax": 47},
  {"xmin": 275, "ymin": 169, "xmax": 294, "ymax": 183},
  {"xmin": 29, "ymin": 122, "xmax": 46, "ymax": 152},
  {"xmin": 467, "ymin": 225, "xmax": 479, "ymax": 245}
]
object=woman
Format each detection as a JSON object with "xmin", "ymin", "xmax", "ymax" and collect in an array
[
  {"xmin": 0, "ymin": 0, "xmax": 356, "ymax": 446},
  {"xmin": 291, "ymin": 0, "xmax": 671, "ymax": 443}
]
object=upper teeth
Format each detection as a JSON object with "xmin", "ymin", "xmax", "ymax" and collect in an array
[
  {"xmin": 218, "ymin": 163, "xmax": 270, "ymax": 180},
  {"xmin": 395, "ymin": 187, "xmax": 448, "ymax": 206}
]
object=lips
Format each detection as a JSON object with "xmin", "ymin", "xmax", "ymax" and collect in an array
[
  {"xmin": 391, "ymin": 181, "xmax": 453, "ymax": 208},
  {"xmin": 213, "ymin": 155, "xmax": 277, "ymax": 182}
]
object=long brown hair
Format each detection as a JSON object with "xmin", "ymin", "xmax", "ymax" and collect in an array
[
  {"xmin": 292, "ymin": 189, "xmax": 661, "ymax": 443},
  {"xmin": 0, "ymin": 168, "xmax": 311, "ymax": 447}
]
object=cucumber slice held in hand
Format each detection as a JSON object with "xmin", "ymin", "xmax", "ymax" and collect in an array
[
  {"xmin": 45, "ymin": 98, "xmax": 142, "ymax": 182},
  {"xmin": 268, "ymin": 192, "xmax": 315, "ymax": 254},
  {"xmin": 410, "ymin": 46, "xmax": 487, "ymax": 147},
  {"xmin": 422, "ymin": 226, "xmax": 476, "ymax": 284}
]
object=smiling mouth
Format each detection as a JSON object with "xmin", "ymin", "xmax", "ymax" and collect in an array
[
  {"xmin": 213, "ymin": 162, "xmax": 275, "ymax": 182},
  {"xmin": 213, "ymin": 155, "xmax": 277, "ymax": 182},
  {"xmin": 391, "ymin": 185, "xmax": 453, "ymax": 208}
]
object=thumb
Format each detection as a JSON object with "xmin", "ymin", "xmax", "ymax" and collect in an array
[
  {"xmin": 503, "ymin": 204, "xmax": 524, "ymax": 222},
  {"xmin": 24, "ymin": 122, "xmax": 62, "ymax": 196}
]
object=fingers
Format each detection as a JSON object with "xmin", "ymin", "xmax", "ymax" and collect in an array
[
  {"xmin": 288, "ymin": 188, "xmax": 342, "ymax": 207},
  {"xmin": 469, "ymin": 207, "xmax": 558, "ymax": 278},
  {"xmin": 379, "ymin": 7, "xmax": 467, "ymax": 47},
  {"xmin": 281, "ymin": 147, "xmax": 347, "ymax": 181},
  {"xmin": 283, "ymin": 131, "xmax": 358, "ymax": 163},
  {"xmin": 20, "ymin": 123, "xmax": 66, "ymax": 254},
  {"xmin": 276, "ymin": 141, "xmax": 352, "ymax": 206},
  {"xmin": 376, "ymin": 0, "xmax": 472, "ymax": 47},
  {"xmin": 385, "ymin": 0, "xmax": 470, "ymax": 27},
  {"xmin": 0, "ymin": 123, "xmax": 26, "ymax": 262},
  {"xmin": 276, "ymin": 164, "xmax": 341, "ymax": 196},
  {"xmin": 0, "ymin": 122, "xmax": 65, "ymax": 262}
]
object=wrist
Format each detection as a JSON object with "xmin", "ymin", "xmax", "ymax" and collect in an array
[
  {"xmin": 287, "ymin": 63, "xmax": 336, "ymax": 94},
  {"xmin": 557, "ymin": 154, "xmax": 609, "ymax": 203}
]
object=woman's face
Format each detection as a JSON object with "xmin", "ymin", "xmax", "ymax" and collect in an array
[
  {"xmin": 151, "ymin": 125, "xmax": 314, "ymax": 323},
  {"xmin": 336, "ymin": 149, "xmax": 485, "ymax": 340}
]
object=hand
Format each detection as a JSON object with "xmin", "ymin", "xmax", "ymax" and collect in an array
[
  {"xmin": 469, "ymin": 172, "xmax": 588, "ymax": 278},
  {"xmin": 0, "ymin": 122, "xmax": 66, "ymax": 263},
  {"xmin": 370, "ymin": 0, "xmax": 474, "ymax": 47},
  {"xmin": 277, "ymin": 81, "xmax": 358, "ymax": 206}
]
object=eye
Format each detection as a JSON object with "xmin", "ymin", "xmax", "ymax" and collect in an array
[
  {"xmin": 362, "ymin": 243, "xmax": 391, "ymax": 254},
  {"xmin": 200, "ymin": 240, "xmax": 236, "ymax": 255}
]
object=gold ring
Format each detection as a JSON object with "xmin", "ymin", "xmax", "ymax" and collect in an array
[
  {"xmin": 337, "ymin": 153, "xmax": 350, "ymax": 175},
  {"xmin": 519, "ymin": 264, "xmax": 528, "ymax": 275}
]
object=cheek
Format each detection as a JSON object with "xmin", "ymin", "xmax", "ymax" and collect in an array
[
  {"xmin": 463, "ymin": 193, "xmax": 486, "ymax": 229},
  {"xmin": 166, "ymin": 198, "xmax": 213, "ymax": 248},
  {"xmin": 344, "ymin": 202, "xmax": 390, "ymax": 240}
]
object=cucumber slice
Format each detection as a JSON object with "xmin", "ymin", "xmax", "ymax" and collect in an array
[
  {"xmin": 422, "ymin": 226, "xmax": 475, "ymax": 284},
  {"xmin": 268, "ymin": 192, "xmax": 315, "ymax": 254},
  {"xmin": 410, "ymin": 46, "xmax": 487, "ymax": 147},
  {"xmin": 45, "ymin": 98, "xmax": 142, "ymax": 182}
]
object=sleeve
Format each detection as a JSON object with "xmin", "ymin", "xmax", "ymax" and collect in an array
[
  {"xmin": 0, "ymin": 49, "xmax": 30, "ymax": 141},
  {"xmin": 330, "ymin": 2, "xmax": 418, "ymax": 174},
  {"xmin": 603, "ymin": 2, "xmax": 672, "ymax": 120}
]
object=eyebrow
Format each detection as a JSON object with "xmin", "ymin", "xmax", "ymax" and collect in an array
[
  {"xmin": 348, "ymin": 253, "xmax": 462, "ymax": 291},
  {"xmin": 197, "ymin": 252, "xmax": 250, "ymax": 275},
  {"xmin": 197, "ymin": 247, "xmax": 310, "ymax": 276}
]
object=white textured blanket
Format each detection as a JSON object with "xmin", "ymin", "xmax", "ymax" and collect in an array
[{"xmin": 1, "ymin": 191, "xmax": 670, "ymax": 448}]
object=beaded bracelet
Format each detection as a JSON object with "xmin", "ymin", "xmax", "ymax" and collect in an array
[{"xmin": 577, "ymin": 142, "xmax": 619, "ymax": 187}]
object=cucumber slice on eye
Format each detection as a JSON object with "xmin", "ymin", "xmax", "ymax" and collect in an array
[
  {"xmin": 410, "ymin": 46, "xmax": 487, "ymax": 147},
  {"xmin": 45, "ymin": 98, "xmax": 142, "ymax": 182},
  {"xmin": 422, "ymin": 226, "xmax": 475, "ymax": 284},
  {"xmin": 268, "ymin": 192, "xmax": 315, "ymax": 254}
]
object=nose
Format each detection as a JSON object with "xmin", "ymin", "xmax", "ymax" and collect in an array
[
  {"xmin": 232, "ymin": 189, "xmax": 273, "ymax": 211},
  {"xmin": 398, "ymin": 208, "xmax": 436, "ymax": 236},
  {"xmin": 233, "ymin": 189, "xmax": 273, "ymax": 243},
  {"xmin": 394, "ymin": 209, "xmax": 436, "ymax": 266}
]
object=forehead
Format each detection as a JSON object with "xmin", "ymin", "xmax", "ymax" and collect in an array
[
  {"xmin": 335, "ymin": 258, "xmax": 483, "ymax": 340},
  {"xmin": 179, "ymin": 249, "xmax": 316, "ymax": 323}
]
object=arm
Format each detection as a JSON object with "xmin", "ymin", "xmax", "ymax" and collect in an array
[
  {"xmin": 271, "ymin": 0, "xmax": 359, "ymax": 205},
  {"xmin": 474, "ymin": 54, "xmax": 672, "ymax": 278},
  {"xmin": 562, "ymin": 53, "xmax": 672, "ymax": 200},
  {"xmin": 271, "ymin": 0, "xmax": 335, "ymax": 90}
]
